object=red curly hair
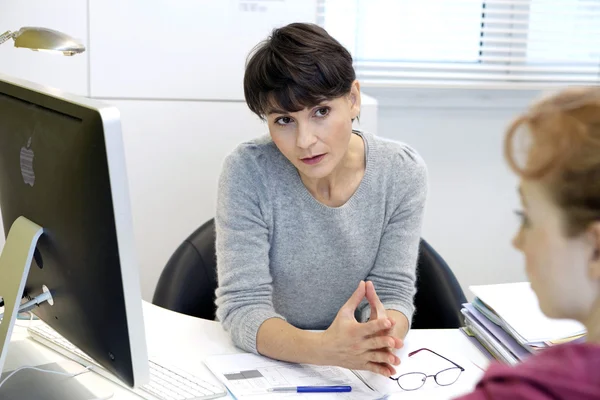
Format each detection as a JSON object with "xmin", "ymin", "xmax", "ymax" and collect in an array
[{"xmin": 505, "ymin": 87, "xmax": 600, "ymax": 236}]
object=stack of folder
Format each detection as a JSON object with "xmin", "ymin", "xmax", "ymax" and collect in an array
[{"xmin": 460, "ymin": 282, "xmax": 586, "ymax": 365}]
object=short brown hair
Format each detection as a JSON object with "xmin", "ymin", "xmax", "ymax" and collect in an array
[
  {"xmin": 243, "ymin": 22, "xmax": 356, "ymax": 120},
  {"xmin": 505, "ymin": 87, "xmax": 600, "ymax": 236}
]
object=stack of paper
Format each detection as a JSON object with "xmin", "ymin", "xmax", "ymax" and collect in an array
[{"xmin": 460, "ymin": 282, "xmax": 586, "ymax": 365}]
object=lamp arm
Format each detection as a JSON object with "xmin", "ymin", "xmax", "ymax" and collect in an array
[{"xmin": 0, "ymin": 31, "xmax": 15, "ymax": 46}]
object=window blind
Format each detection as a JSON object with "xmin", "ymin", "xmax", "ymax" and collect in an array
[{"xmin": 317, "ymin": 0, "xmax": 600, "ymax": 89}]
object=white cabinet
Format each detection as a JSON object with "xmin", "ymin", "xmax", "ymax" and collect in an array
[{"xmin": 89, "ymin": 0, "xmax": 317, "ymax": 100}]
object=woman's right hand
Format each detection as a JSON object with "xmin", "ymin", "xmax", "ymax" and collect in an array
[{"xmin": 319, "ymin": 281, "xmax": 403, "ymax": 377}]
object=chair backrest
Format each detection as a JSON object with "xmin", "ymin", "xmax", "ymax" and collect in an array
[
  {"xmin": 152, "ymin": 219, "xmax": 218, "ymax": 320},
  {"xmin": 412, "ymin": 239, "xmax": 466, "ymax": 329},
  {"xmin": 152, "ymin": 219, "xmax": 467, "ymax": 328}
]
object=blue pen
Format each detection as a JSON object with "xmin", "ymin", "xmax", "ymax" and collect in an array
[{"xmin": 267, "ymin": 385, "xmax": 352, "ymax": 393}]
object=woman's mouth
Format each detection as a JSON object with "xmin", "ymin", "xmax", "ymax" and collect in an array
[{"xmin": 301, "ymin": 154, "xmax": 326, "ymax": 165}]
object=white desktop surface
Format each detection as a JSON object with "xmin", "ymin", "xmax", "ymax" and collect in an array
[{"xmin": 5, "ymin": 302, "xmax": 490, "ymax": 400}]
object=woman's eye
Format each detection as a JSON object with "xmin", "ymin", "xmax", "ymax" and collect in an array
[
  {"xmin": 515, "ymin": 210, "xmax": 530, "ymax": 228},
  {"xmin": 315, "ymin": 107, "xmax": 330, "ymax": 117},
  {"xmin": 275, "ymin": 116, "xmax": 293, "ymax": 126}
]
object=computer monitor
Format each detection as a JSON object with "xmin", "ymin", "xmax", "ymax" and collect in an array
[{"xmin": 0, "ymin": 73, "xmax": 150, "ymax": 388}]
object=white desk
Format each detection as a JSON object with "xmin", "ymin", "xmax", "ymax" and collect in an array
[{"xmin": 4, "ymin": 302, "xmax": 490, "ymax": 400}]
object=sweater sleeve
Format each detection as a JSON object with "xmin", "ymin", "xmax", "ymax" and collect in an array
[
  {"xmin": 359, "ymin": 145, "xmax": 428, "ymax": 325},
  {"xmin": 214, "ymin": 148, "xmax": 285, "ymax": 353}
]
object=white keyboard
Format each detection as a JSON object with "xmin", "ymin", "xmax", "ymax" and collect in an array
[{"xmin": 28, "ymin": 324, "xmax": 227, "ymax": 400}]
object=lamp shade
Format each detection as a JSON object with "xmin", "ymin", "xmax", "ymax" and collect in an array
[{"xmin": 13, "ymin": 27, "xmax": 85, "ymax": 56}]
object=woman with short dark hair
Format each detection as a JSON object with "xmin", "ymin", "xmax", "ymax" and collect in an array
[{"xmin": 215, "ymin": 23, "xmax": 427, "ymax": 377}]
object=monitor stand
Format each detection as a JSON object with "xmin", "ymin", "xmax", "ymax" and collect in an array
[{"xmin": 0, "ymin": 216, "xmax": 44, "ymax": 373}]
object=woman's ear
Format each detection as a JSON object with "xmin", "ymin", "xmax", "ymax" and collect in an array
[
  {"xmin": 349, "ymin": 80, "xmax": 361, "ymax": 119},
  {"xmin": 588, "ymin": 222, "xmax": 600, "ymax": 280}
]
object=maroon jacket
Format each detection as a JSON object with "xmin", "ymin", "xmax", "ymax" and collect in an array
[{"xmin": 455, "ymin": 343, "xmax": 600, "ymax": 400}]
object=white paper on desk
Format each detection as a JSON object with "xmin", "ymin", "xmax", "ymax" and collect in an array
[
  {"xmin": 354, "ymin": 336, "xmax": 484, "ymax": 399},
  {"xmin": 204, "ymin": 353, "xmax": 385, "ymax": 399},
  {"xmin": 470, "ymin": 282, "xmax": 586, "ymax": 343}
]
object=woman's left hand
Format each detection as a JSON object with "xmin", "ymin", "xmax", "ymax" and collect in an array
[{"xmin": 365, "ymin": 281, "xmax": 409, "ymax": 347}]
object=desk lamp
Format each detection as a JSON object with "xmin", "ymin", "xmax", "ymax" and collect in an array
[{"xmin": 0, "ymin": 27, "xmax": 85, "ymax": 56}]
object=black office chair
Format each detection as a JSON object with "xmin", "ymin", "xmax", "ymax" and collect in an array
[
  {"xmin": 152, "ymin": 218, "xmax": 466, "ymax": 328},
  {"xmin": 412, "ymin": 240, "xmax": 466, "ymax": 328},
  {"xmin": 152, "ymin": 219, "xmax": 218, "ymax": 321}
]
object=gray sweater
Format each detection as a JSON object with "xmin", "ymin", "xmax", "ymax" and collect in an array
[{"xmin": 215, "ymin": 131, "xmax": 428, "ymax": 354}]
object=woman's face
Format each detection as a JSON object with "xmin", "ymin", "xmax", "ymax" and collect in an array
[
  {"xmin": 512, "ymin": 181, "xmax": 599, "ymax": 321},
  {"xmin": 266, "ymin": 81, "xmax": 361, "ymax": 181}
]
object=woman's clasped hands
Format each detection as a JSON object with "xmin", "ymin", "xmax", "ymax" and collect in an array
[{"xmin": 319, "ymin": 281, "xmax": 403, "ymax": 377}]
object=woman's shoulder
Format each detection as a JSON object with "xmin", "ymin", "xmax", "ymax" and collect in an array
[
  {"xmin": 458, "ymin": 343, "xmax": 600, "ymax": 400},
  {"xmin": 362, "ymin": 131, "xmax": 426, "ymax": 170},
  {"xmin": 221, "ymin": 134, "xmax": 283, "ymax": 177},
  {"xmin": 360, "ymin": 131, "xmax": 428, "ymax": 194},
  {"xmin": 490, "ymin": 342, "xmax": 600, "ymax": 377},
  {"xmin": 225, "ymin": 134, "xmax": 278, "ymax": 164}
]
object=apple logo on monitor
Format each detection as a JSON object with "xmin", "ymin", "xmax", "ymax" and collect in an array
[{"xmin": 20, "ymin": 137, "xmax": 35, "ymax": 187}]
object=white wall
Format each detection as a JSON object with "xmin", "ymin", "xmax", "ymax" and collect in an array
[
  {"xmin": 371, "ymin": 95, "xmax": 530, "ymax": 299},
  {"xmin": 0, "ymin": 0, "xmax": 378, "ymax": 301}
]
